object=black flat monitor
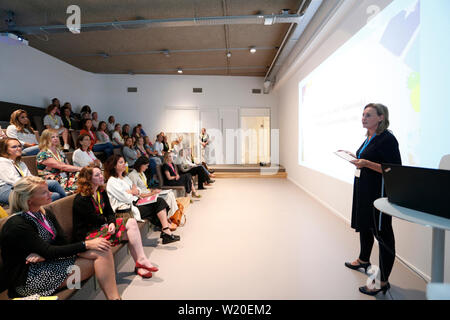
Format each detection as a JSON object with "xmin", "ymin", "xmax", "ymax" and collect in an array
[{"xmin": 381, "ymin": 163, "xmax": 450, "ymax": 220}]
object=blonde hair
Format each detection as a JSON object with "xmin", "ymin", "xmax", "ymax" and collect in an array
[
  {"xmin": 9, "ymin": 176, "xmax": 47, "ymax": 214},
  {"xmin": 39, "ymin": 129, "xmax": 60, "ymax": 151}
]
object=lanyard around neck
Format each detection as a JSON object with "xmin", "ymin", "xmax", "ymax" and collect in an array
[
  {"xmin": 14, "ymin": 163, "xmax": 25, "ymax": 177},
  {"xmin": 92, "ymin": 191, "xmax": 103, "ymax": 214},
  {"xmin": 139, "ymin": 172, "xmax": 149, "ymax": 189},
  {"xmin": 26, "ymin": 211, "xmax": 56, "ymax": 240},
  {"xmin": 358, "ymin": 134, "xmax": 376, "ymax": 159},
  {"xmin": 48, "ymin": 148, "xmax": 63, "ymax": 162}
]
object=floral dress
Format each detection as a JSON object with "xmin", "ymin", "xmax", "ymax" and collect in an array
[{"xmin": 36, "ymin": 149, "xmax": 78, "ymax": 193}]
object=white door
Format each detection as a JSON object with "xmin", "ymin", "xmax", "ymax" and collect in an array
[{"xmin": 220, "ymin": 108, "xmax": 239, "ymax": 164}]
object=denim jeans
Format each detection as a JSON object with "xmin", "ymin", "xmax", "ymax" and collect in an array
[
  {"xmin": 93, "ymin": 142, "xmax": 114, "ymax": 159},
  {"xmin": 22, "ymin": 145, "xmax": 40, "ymax": 156},
  {"xmin": 0, "ymin": 180, "xmax": 66, "ymax": 205}
]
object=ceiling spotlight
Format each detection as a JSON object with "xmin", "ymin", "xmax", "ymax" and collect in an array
[
  {"xmin": 226, "ymin": 52, "xmax": 232, "ymax": 58},
  {"xmin": 162, "ymin": 49, "xmax": 170, "ymax": 58},
  {"xmin": 177, "ymin": 68, "xmax": 183, "ymax": 74},
  {"xmin": 249, "ymin": 46, "xmax": 256, "ymax": 54}
]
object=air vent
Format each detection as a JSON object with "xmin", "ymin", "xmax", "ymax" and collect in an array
[
  {"xmin": 252, "ymin": 89, "xmax": 262, "ymax": 94},
  {"xmin": 127, "ymin": 87, "xmax": 138, "ymax": 93},
  {"xmin": 193, "ymin": 88, "xmax": 203, "ymax": 93}
]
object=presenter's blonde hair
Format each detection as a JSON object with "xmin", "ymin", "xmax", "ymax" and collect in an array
[
  {"xmin": 9, "ymin": 176, "xmax": 47, "ymax": 214},
  {"xmin": 364, "ymin": 103, "xmax": 390, "ymax": 135}
]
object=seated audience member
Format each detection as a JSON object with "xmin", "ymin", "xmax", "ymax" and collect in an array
[
  {"xmin": 137, "ymin": 124, "xmax": 147, "ymax": 137},
  {"xmin": 0, "ymin": 176, "xmax": 120, "ymax": 299},
  {"xmin": 154, "ymin": 134, "xmax": 164, "ymax": 157},
  {"xmin": 104, "ymin": 155, "xmax": 180, "ymax": 244},
  {"xmin": 96, "ymin": 121, "xmax": 119, "ymax": 149},
  {"xmin": 72, "ymin": 134, "xmax": 102, "ymax": 168},
  {"xmin": 61, "ymin": 105, "xmax": 75, "ymax": 131},
  {"xmin": 163, "ymin": 135, "xmax": 170, "ymax": 153},
  {"xmin": 135, "ymin": 136, "xmax": 158, "ymax": 180},
  {"xmin": 80, "ymin": 119, "xmax": 114, "ymax": 159},
  {"xmin": 178, "ymin": 149, "xmax": 214, "ymax": 190},
  {"xmin": 129, "ymin": 156, "xmax": 178, "ymax": 223},
  {"xmin": 123, "ymin": 136, "xmax": 139, "ymax": 168},
  {"xmin": 43, "ymin": 104, "xmax": 71, "ymax": 151},
  {"xmin": 6, "ymin": 109, "xmax": 40, "ymax": 156},
  {"xmin": 162, "ymin": 152, "xmax": 200, "ymax": 199},
  {"xmin": 132, "ymin": 126, "xmax": 143, "ymax": 141},
  {"xmin": 36, "ymin": 129, "xmax": 81, "ymax": 193},
  {"xmin": 0, "ymin": 138, "xmax": 66, "ymax": 204},
  {"xmin": 144, "ymin": 136, "xmax": 162, "ymax": 164},
  {"xmin": 111, "ymin": 124, "xmax": 125, "ymax": 147},
  {"xmin": 107, "ymin": 116, "xmax": 116, "ymax": 134},
  {"xmin": 122, "ymin": 124, "xmax": 131, "ymax": 140},
  {"xmin": 80, "ymin": 105, "xmax": 92, "ymax": 120},
  {"xmin": 91, "ymin": 112, "xmax": 100, "ymax": 131},
  {"xmin": 72, "ymin": 165, "xmax": 159, "ymax": 279},
  {"xmin": 51, "ymin": 98, "xmax": 61, "ymax": 115}
]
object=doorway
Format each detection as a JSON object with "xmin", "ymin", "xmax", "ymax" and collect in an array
[{"xmin": 240, "ymin": 116, "xmax": 270, "ymax": 164}]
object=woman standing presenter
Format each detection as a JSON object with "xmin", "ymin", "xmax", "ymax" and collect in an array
[{"xmin": 344, "ymin": 103, "xmax": 401, "ymax": 296}]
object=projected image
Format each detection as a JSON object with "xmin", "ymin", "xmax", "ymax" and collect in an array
[{"xmin": 299, "ymin": 0, "xmax": 421, "ymax": 183}]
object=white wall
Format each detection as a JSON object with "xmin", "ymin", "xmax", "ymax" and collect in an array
[
  {"xmin": 276, "ymin": 0, "xmax": 449, "ymax": 282},
  {"xmin": 98, "ymin": 74, "xmax": 278, "ymax": 140},
  {"xmin": 0, "ymin": 40, "xmax": 278, "ymax": 141},
  {"xmin": 0, "ymin": 40, "xmax": 101, "ymax": 113}
]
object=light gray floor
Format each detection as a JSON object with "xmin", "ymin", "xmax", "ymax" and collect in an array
[{"xmin": 96, "ymin": 178, "xmax": 427, "ymax": 300}]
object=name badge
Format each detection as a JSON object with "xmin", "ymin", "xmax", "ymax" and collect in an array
[{"xmin": 355, "ymin": 169, "xmax": 361, "ymax": 178}]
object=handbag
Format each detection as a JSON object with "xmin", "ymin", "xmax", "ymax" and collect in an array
[
  {"xmin": 115, "ymin": 207, "xmax": 133, "ymax": 220},
  {"xmin": 170, "ymin": 200, "xmax": 186, "ymax": 227}
]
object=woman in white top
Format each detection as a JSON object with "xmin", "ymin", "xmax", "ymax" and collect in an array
[
  {"xmin": 0, "ymin": 138, "xmax": 66, "ymax": 204},
  {"xmin": 111, "ymin": 124, "xmax": 125, "ymax": 147},
  {"xmin": 6, "ymin": 109, "xmax": 40, "ymax": 156},
  {"xmin": 43, "ymin": 104, "xmax": 70, "ymax": 151},
  {"xmin": 107, "ymin": 116, "xmax": 116, "ymax": 134},
  {"xmin": 104, "ymin": 155, "xmax": 180, "ymax": 244},
  {"xmin": 72, "ymin": 134, "xmax": 102, "ymax": 168},
  {"xmin": 128, "ymin": 156, "xmax": 179, "ymax": 221},
  {"xmin": 153, "ymin": 134, "xmax": 164, "ymax": 156},
  {"xmin": 91, "ymin": 112, "xmax": 100, "ymax": 131}
]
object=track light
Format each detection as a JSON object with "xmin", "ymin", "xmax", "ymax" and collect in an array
[
  {"xmin": 249, "ymin": 46, "xmax": 256, "ymax": 54},
  {"xmin": 226, "ymin": 51, "xmax": 232, "ymax": 58},
  {"xmin": 177, "ymin": 68, "xmax": 183, "ymax": 74}
]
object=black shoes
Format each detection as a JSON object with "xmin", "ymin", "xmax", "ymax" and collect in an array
[
  {"xmin": 160, "ymin": 227, "xmax": 180, "ymax": 244},
  {"xmin": 344, "ymin": 260, "xmax": 371, "ymax": 273},
  {"xmin": 359, "ymin": 282, "xmax": 390, "ymax": 296}
]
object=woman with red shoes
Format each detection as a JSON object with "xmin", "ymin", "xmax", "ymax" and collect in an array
[{"xmin": 72, "ymin": 165, "xmax": 159, "ymax": 279}]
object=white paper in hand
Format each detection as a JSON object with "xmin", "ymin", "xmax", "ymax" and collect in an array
[{"xmin": 334, "ymin": 150, "xmax": 357, "ymax": 162}]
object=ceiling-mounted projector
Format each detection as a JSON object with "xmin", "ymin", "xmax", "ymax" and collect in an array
[{"xmin": 0, "ymin": 32, "xmax": 29, "ymax": 46}]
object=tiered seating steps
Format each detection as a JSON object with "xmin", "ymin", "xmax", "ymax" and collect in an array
[{"xmin": 209, "ymin": 164, "xmax": 287, "ymax": 179}]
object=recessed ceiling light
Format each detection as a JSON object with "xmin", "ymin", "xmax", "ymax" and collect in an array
[{"xmin": 249, "ymin": 46, "xmax": 256, "ymax": 54}]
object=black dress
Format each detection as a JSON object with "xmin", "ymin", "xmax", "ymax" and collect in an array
[
  {"xmin": 351, "ymin": 130, "xmax": 401, "ymax": 232},
  {"xmin": 162, "ymin": 163, "xmax": 192, "ymax": 193},
  {"xmin": 0, "ymin": 211, "xmax": 86, "ymax": 298}
]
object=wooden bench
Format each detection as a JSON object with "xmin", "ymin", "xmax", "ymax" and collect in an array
[{"xmin": 0, "ymin": 194, "xmax": 150, "ymax": 300}]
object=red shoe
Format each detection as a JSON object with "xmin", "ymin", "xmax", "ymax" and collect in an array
[
  {"xmin": 134, "ymin": 267, "xmax": 152, "ymax": 279},
  {"xmin": 135, "ymin": 261, "xmax": 159, "ymax": 273}
]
